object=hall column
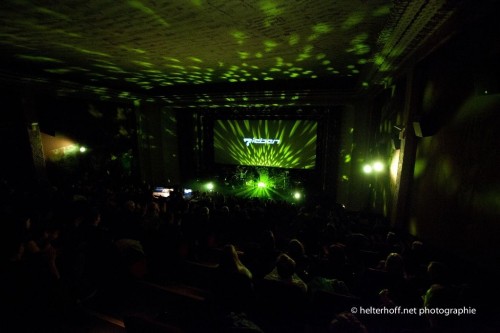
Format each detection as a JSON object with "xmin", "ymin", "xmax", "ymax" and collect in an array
[
  {"xmin": 391, "ymin": 68, "xmax": 420, "ymax": 230},
  {"xmin": 22, "ymin": 94, "xmax": 48, "ymax": 185},
  {"xmin": 135, "ymin": 100, "xmax": 180, "ymax": 185}
]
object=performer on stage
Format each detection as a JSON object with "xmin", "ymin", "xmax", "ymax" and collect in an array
[{"xmin": 236, "ymin": 165, "xmax": 248, "ymax": 180}]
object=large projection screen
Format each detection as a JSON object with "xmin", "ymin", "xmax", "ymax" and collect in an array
[{"xmin": 213, "ymin": 119, "xmax": 317, "ymax": 169}]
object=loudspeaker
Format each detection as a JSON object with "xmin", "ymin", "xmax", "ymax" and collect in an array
[{"xmin": 413, "ymin": 122, "xmax": 423, "ymax": 137}]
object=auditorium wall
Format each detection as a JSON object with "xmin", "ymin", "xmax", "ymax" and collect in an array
[{"xmin": 371, "ymin": 17, "xmax": 500, "ymax": 273}]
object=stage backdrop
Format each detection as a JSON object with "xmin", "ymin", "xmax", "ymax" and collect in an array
[{"xmin": 213, "ymin": 119, "xmax": 317, "ymax": 169}]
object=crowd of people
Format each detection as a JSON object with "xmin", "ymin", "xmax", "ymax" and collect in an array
[{"xmin": 0, "ymin": 177, "xmax": 493, "ymax": 333}]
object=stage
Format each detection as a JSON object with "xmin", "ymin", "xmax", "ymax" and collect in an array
[{"xmin": 184, "ymin": 165, "xmax": 315, "ymax": 202}]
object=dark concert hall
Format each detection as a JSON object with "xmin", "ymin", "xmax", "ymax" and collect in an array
[{"xmin": 1, "ymin": 1, "xmax": 499, "ymax": 332}]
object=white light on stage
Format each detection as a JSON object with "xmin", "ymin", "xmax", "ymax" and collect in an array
[
  {"xmin": 373, "ymin": 161, "xmax": 384, "ymax": 172},
  {"xmin": 363, "ymin": 164, "xmax": 373, "ymax": 174},
  {"xmin": 183, "ymin": 188, "xmax": 193, "ymax": 199},
  {"xmin": 152, "ymin": 187, "xmax": 173, "ymax": 198}
]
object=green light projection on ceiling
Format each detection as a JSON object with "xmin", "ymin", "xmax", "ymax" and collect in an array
[
  {"xmin": 56, "ymin": 43, "xmax": 112, "ymax": 58},
  {"xmin": 347, "ymin": 33, "xmax": 371, "ymax": 55},
  {"xmin": 188, "ymin": 56, "xmax": 203, "ymax": 63},
  {"xmin": 263, "ymin": 40, "xmax": 279, "ymax": 52},
  {"xmin": 44, "ymin": 68, "xmax": 72, "ymax": 74},
  {"xmin": 373, "ymin": 54, "xmax": 391, "ymax": 72},
  {"xmin": 259, "ymin": 0, "xmax": 283, "ymax": 16},
  {"xmin": 191, "ymin": 0, "xmax": 203, "ymax": 7},
  {"xmin": 94, "ymin": 64, "xmax": 126, "ymax": 73},
  {"xmin": 33, "ymin": 6, "xmax": 71, "ymax": 21},
  {"xmin": 165, "ymin": 64, "xmax": 185, "ymax": 70},
  {"xmin": 164, "ymin": 57, "xmax": 181, "ymax": 63},
  {"xmin": 297, "ymin": 44, "xmax": 314, "ymax": 62},
  {"xmin": 0, "ymin": 1, "xmax": 394, "ymax": 102},
  {"xmin": 128, "ymin": 0, "xmax": 170, "ymax": 27},
  {"xmin": 308, "ymin": 23, "xmax": 333, "ymax": 41},
  {"xmin": 232, "ymin": 30, "xmax": 248, "ymax": 44},
  {"xmin": 16, "ymin": 26, "xmax": 341, "ymax": 94},
  {"xmin": 238, "ymin": 51, "xmax": 250, "ymax": 60},
  {"xmin": 288, "ymin": 34, "xmax": 300, "ymax": 46},
  {"xmin": 372, "ymin": 5, "xmax": 391, "ymax": 17},
  {"xmin": 342, "ymin": 12, "xmax": 365, "ymax": 30},
  {"xmin": 13, "ymin": 23, "xmax": 82, "ymax": 38},
  {"xmin": 132, "ymin": 60, "xmax": 154, "ymax": 68},
  {"xmin": 121, "ymin": 46, "xmax": 147, "ymax": 54},
  {"xmin": 17, "ymin": 55, "xmax": 63, "ymax": 63},
  {"xmin": 259, "ymin": 0, "xmax": 284, "ymax": 27},
  {"xmin": 312, "ymin": 22, "xmax": 332, "ymax": 34}
]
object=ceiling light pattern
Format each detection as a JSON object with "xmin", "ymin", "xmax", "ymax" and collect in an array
[{"xmin": 0, "ymin": 0, "xmax": 393, "ymax": 99}]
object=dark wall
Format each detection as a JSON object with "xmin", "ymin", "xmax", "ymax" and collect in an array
[
  {"xmin": 0, "ymin": 88, "xmax": 36, "ymax": 185},
  {"xmin": 0, "ymin": 84, "xmax": 140, "ymax": 187},
  {"xmin": 176, "ymin": 110, "xmax": 200, "ymax": 184},
  {"xmin": 39, "ymin": 97, "xmax": 139, "ymax": 187},
  {"xmin": 336, "ymin": 100, "xmax": 381, "ymax": 212},
  {"xmin": 136, "ymin": 102, "xmax": 180, "ymax": 186},
  {"xmin": 409, "ymin": 35, "xmax": 500, "ymax": 270},
  {"xmin": 370, "ymin": 15, "xmax": 500, "ymax": 272}
]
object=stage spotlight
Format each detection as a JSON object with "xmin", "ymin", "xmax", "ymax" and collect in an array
[
  {"xmin": 293, "ymin": 192, "xmax": 301, "ymax": 200},
  {"xmin": 183, "ymin": 188, "xmax": 193, "ymax": 199},
  {"xmin": 363, "ymin": 164, "xmax": 373, "ymax": 174},
  {"xmin": 373, "ymin": 161, "xmax": 384, "ymax": 172},
  {"xmin": 79, "ymin": 146, "xmax": 87, "ymax": 153},
  {"xmin": 206, "ymin": 182, "xmax": 214, "ymax": 191},
  {"xmin": 257, "ymin": 181, "xmax": 266, "ymax": 188}
]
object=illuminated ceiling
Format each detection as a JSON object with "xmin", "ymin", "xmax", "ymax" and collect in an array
[{"xmin": 0, "ymin": 0, "xmax": 475, "ymax": 105}]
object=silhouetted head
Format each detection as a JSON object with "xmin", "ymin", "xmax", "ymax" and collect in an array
[
  {"xmin": 386, "ymin": 231, "xmax": 398, "ymax": 244},
  {"xmin": 328, "ymin": 244, "xmax": 346, "ymax": 266},
  {"xmin": 411, "ymin": 240, "xmax": 423, "ymax": 251},
  {"xmin": 287, "ymin": 238, "xmax": 305, "ymax": 260},
  {"xmin": 200, "ymin": 206, "xmax": 210, "ymax": 216},
  {"xmin": 385, "ymin": 252, "xmax": 405, "ymax": 276},
  {"xmin": 260, "ymin": 230, "xmax": 275, "ymax": 251},
  {"xmin": 422, "ymin": 284, "xmax": 457, "ymax": 328},
  {"xmin": 427, "ymin": 261, "xmax": 449, "ymax": 285},
  {"xmin": 329, "ymin": 312, "xmax": 367, "ymax": 333},
  {"xmin": 219, "ymin": 244, "xmax": 240, "ymax": 271},
  {"xmin": 276, "ymin": 253, "xmax": 296, "ymax": 279}
]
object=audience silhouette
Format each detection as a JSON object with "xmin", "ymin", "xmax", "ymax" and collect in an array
[{"xmin": 0, "ymin": 178, "xmax": 493, "ymax": 333}]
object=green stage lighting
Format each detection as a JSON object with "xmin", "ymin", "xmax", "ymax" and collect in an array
[
  {"xmin": 79, "ymin": 146, "xmax": 87, "ymax": 153},
  {"xmin": 363, "ymin": 164, "xmax": 373, "ymax": 174},
  {"xmin": 293, "ymin": 192, "xmax": 301, "ymax": 200},
  {"xmin": 373, "ymin": 161, "xmax": 384, "ymax": 172},
  {"xmin": 206, "ymin": 182, "xmax": 214, "ymax": 191},
  {"xmin": 258, "ymin": 181, "xmax": 266, "ymax": 188}
]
